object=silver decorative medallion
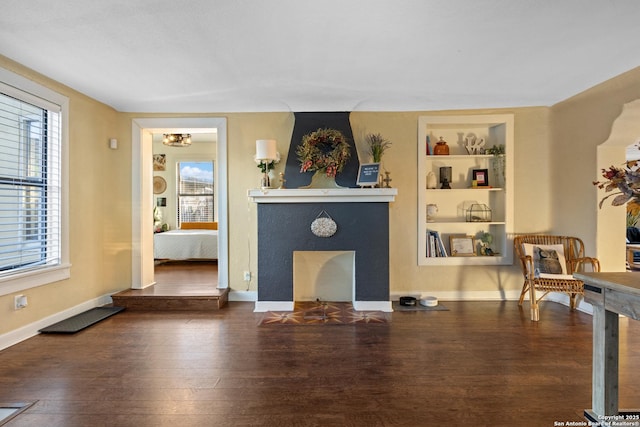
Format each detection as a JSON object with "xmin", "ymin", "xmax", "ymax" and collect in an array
[{"xmin": 311, "ymin": 211, "xmax": 337, "ymax": 238}]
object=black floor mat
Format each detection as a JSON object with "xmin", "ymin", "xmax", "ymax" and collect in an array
[{"xmin": 39, "ymin": 306, "xmax": 125, "ymax": 334}]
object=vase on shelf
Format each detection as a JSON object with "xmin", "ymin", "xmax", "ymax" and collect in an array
[
  {"xmin": 433, "ymin": 137, "xmax": 449, "ymax": 155},
  {"xmin": 426, "ymin": 204, "xmax": 438, "ymax": 222},
  {"xmin": 300, "ymin": 170, "xmax": 344, "ymax": 189}
]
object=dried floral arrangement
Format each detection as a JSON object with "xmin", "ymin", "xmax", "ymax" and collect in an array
[
  {"xmin": 593, "ymin": 162, "xmax": 640, "ymax": 208},
  {"xmin": 365, "ymin": 133, "xmax": 392, "ymax": 163},
  {"xmin": 297, "ymin": 128, "xmax": 351, "ymax": 178}
]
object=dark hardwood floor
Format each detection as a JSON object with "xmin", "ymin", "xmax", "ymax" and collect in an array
[{"xmin": 1, "ymin": 299, "xmax": 640, "ymax": 426}]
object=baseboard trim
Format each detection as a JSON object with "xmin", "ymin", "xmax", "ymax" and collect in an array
[
  {"xmin": 254, "ymin": 301, "xmax": 294, "ymax": 312},
  {"xmin": 228, "ymin": 290, "xmax": 257, "ymax": 302},
  {"xmin": 0, "ymin": 294, "xmax": 113, "ymax": 351},
  {"xmin": 353, "ymin": 300, "xmax": 393, "ymax": 312}
]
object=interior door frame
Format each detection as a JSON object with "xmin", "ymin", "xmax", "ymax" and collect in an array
[{"xmin": 131, "ymin": 117, "xmax": 228, "ymax": 289}]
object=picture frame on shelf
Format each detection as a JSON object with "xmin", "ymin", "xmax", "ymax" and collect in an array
[
  {"xmin": 450, "ymin": 235, "xmax": 476, "ymax": 256},
  {"xmin": 472, "ymin": 169, "xmax": 489, "ymax": 187}
]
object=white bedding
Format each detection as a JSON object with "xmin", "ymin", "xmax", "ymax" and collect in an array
[{"xmin": 154, "ymin": 229, "xmax": 218, "ymax": 260}]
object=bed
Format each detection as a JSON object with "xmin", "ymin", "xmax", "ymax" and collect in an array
[{"xmin": 154, "ymin": 222, "xmax": 218, "ymax": 260}]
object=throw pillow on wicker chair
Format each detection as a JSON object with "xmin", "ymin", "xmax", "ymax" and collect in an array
[{"xmin": 522, "ymin": 243, "xmax": 571, "ymax": 279}]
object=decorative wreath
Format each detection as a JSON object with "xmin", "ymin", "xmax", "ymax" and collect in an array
[
  {"xmin": 296, "ymin": 128, "xmax": 351, "ymax": 178},
  {"xmin": 311, "ymin": 211, "xmax": 337, "ymax": 238}
]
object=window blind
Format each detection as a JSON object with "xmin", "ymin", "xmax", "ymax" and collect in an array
[
  {"xmin": 0, "ymin": 91, "xmax": 61, "ymax": 275},
  {"xmin": 177, "ymin": 161, "xmax": 214, "ymax": 225}
]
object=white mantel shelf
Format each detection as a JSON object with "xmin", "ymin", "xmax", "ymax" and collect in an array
[{"xmin": 248, "ymin": 188, "xmax": 398, "ymax": 203}]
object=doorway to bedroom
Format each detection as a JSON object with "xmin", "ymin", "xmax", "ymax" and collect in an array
[
  {"xmin": 130, "ymin": 117, "xmax": 228, "ymax": 295},
  {"xmin": 151, "ymin": 135, "xmax": 220, "ymax": 291}
]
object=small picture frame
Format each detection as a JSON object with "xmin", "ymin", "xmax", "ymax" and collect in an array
[
  {"xmin": 449, "ymin": 235, "xmax": 477, "ymax": 256},
  {"xmin": 153, "ymin": 154, "xmax": 166, "ymax": 171},
  {"xmin": 356, "ymin": 163, "xmax": 380, "ymax": 187},
  {"xmin": 156, "ymin": 197, "xmax": 166, "ymax": 207},
  {"xmin": 472, "ymin": 169, "xmax": 489, "ymax": 186}
]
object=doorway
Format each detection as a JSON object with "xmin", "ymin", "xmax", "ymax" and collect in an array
[{"xmin": 131, "ymin": 118, "xmax": 228, "ymax": 290}]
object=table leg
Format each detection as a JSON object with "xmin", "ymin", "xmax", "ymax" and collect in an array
[{"xmin": 592, "ymin": 304, "xmax": 619, "ymax": 416}]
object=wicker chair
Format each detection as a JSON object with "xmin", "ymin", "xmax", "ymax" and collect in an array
[{"xmin": 514, "ymin": 235, "xmax": 600, "ymax": 321}]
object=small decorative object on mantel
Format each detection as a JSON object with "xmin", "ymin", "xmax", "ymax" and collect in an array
[
  {"xmin": 310, "ymin": 210, "xmax": 337, "ymax": 238},
  {"xmin": 433, "ymin": 136, "xmax": 450, "ymax": 155},
  {"xmin": 356, "ymin": 163, "xmax": 380, "ymax": 187},
  {"xmin": 382, "ymin": 171, "xmax": 392, "ymax": 188},
  {"xmin": 593, "ymin": 162, "xmax": 640, "ymax": 208},
  {"xmin": 297, "ymin": 128, "xmax": 351, "ymax": 188}
]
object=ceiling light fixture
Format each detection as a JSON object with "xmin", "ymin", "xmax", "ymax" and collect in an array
[{"xmin": 162, "ymin": 133, "xmax": 192, "ymax": 147}]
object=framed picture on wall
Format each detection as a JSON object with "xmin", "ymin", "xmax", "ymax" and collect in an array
[{"xmin": 153, "ymin": 154, "xmax": 166, "ymax": 171}]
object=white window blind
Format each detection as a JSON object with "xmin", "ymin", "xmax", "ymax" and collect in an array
[
  {"xmin": 0, "ymin": 91, "xmax": 61, "ymax": 276},
  {"xmin": 177, "ymin": 161, "xmax": 214, "ymax": 225}
]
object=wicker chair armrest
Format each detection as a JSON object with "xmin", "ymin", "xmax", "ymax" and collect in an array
[
  {"xmin": 518, "ymin": 255, "xmax": 535, "ymax": 279},
  {"xmin": 570, "ymin": 256, "xmax": 601, "ymax": 273}
]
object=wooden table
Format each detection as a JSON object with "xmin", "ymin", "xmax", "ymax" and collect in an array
[{"xmin": 575, "ymin": 272, "xmax": 640, "ymax": 424}]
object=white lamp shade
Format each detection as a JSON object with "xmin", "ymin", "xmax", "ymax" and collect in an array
[{"xmin": 256, "ymin": 139, "xmax": 277, "ymax": 160}]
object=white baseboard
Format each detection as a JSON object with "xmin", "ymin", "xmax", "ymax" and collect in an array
[
  {"xmin": 228, "ymin": 290, "xmax": 257, "ymax": 302},
  {"xmin": 353, "ymin": 300, "xmax": 393, "ymax": 312},
  {"xmin": 0, "ymin": 293, "xmax": 113, "ymax": 351},
  {"xmin": 254, "ymin": 301, "xmax": 294, "ymax": 312}
]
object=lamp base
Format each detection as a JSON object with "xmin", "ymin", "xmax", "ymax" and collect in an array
[{"xmin": 261, "ymin": 173, "xmax": 271, "ymax": 189}]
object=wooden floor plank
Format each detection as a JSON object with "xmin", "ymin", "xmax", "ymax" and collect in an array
[{"xmin": 1, "ymin": 301, "xmax": 639, "ymax": 426}]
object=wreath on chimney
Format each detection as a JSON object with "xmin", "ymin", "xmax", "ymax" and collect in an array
[{"xmin": 297, "ymin": 128, "xmax": 351, "ymax": 178}]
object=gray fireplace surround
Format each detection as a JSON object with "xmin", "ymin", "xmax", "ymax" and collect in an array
[{"xmin": 249, "ymin": 189, "xmax": 397, "ymax": 312}]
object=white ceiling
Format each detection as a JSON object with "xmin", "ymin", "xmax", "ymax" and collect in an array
[{"xmin": 1, "ymin": 0, "xmax": 640, "ymax": 113}]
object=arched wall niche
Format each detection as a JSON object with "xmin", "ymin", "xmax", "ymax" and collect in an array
[{"xmin": 596, "ymin": 99, "xmax": 640, "ymax": 270}]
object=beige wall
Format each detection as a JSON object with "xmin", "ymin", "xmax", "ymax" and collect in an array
[
  {"xmin": 551, "ymin": 66, "xmax": 640, "ymax": 269},
  {"xmin": 0, "ymin": 56, "xmax": 130, "ymax": 335},
  {"xmin": 2, "ymin": 53, "xmax": 640, "ymax": 339}
]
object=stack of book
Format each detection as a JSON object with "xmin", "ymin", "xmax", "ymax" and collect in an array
[{"xmin": 426, "ymin": 230, "xmax": 448, "ymax": 257}]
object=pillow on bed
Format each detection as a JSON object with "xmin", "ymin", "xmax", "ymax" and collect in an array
[
  {"xmin": 522, "ymin": 243, "xmax": 568, "ymax": 278},
  {"xmin": 180, "ymin": 222, "xmax": 218, "ymax": 230}
]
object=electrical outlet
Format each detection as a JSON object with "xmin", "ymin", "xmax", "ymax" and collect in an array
[
  {"xmin": 14, "ymin": 295, "xmax": 27, "ymax": 310},
  {"xmin": 243, "ymin": 271, "xmax": 251, "ymax": 281}
]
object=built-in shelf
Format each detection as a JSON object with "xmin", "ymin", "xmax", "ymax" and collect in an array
[{"xmin": 418, "ymin": 114, "xmax": 514, "ymax": 266}]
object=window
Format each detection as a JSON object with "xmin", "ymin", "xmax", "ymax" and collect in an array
[
  {"xmin": 0, "ymin": 67, "xmax": 69, "ymax": 294},
  {"xmin": 177, "ymin": 161, "xmax": 214, "ymax": 225}
]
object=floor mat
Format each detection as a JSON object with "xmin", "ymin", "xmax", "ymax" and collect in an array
[
  {"xmin": 39, "ymin": 306, "xmax": 125, "ymax": 334},
  {"xmin": 392, "ymin": 301, "xmax": 449, "ymax": 311},
  {"xmin": 258, "ymin": 301, "xmax": 390, "ymax": 325}
]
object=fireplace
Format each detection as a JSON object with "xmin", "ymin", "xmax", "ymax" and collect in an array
[
  {"xmin": 248, "ymin": 188, "xmax": 397, "ymax": 312},
  {"xmin": 293, "ymin": 251, "xmax": 355, "ymax": 302}
]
